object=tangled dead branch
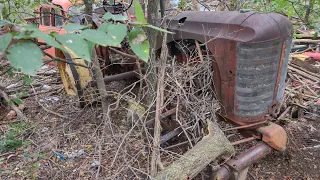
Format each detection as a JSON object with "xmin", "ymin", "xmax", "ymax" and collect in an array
[{"xmin": 162, "ymin": 55, "xmax": 220, "ymax": 142}]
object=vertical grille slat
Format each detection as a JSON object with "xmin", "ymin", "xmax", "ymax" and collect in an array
[{"xmin": 235, "ymin": 40, "xmax": 282, "ymax": 117}]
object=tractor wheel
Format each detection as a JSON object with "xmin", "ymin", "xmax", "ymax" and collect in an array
[{"xmin": 57, "ymin": 48, "xmax": 92, "ymax": 108}]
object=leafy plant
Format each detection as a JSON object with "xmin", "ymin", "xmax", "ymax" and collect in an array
[
  {"xmin": 0, "ymin": 0, "xmax": 172, "ymax": 76},
  {"xmin": 0, "ymin": 122, "xmax": 32, "ymax": 152}
]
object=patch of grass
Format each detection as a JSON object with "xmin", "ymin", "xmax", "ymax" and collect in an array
[{"xmin": 0, "ymin": 121, "xmax": 33, "ymax": 152}]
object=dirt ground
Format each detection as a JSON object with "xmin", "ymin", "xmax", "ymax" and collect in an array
[{"xmin": 248, "ymin": 119, "xmax": 320, "ymax": 180}]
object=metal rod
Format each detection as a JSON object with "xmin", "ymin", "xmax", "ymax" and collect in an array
[
  {"xmin": 103, "ymin": 70, "xmax": 139, "ymax": 83},
  {"xmin": 230, "ymin": 136, "xmax": 259, "ymax": 146},
  {"xmin": 87, "ymin": 70, "xmax": 140, "ymax": 87},
  {"xmin": 222, "ymin": 120, "xmax": 268, "ymax": 132}
]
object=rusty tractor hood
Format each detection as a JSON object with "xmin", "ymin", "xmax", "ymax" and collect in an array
[{"xmin": 156, "ymin": 11, "xmax": 293, "ymax": 49}]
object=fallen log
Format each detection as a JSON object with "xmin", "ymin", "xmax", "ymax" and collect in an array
[{"xmin": 154, "ymin": 119, "xmax": 234, "ymax": 180}]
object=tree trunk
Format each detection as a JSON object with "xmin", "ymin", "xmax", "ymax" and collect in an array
[
  {"xmin": 146, "ymin": 0, "xmax": 161, "ymax": 176},
  {"xmin": 83, "ymin": 0, "xmax": 94, "ymax": 24},
  {"xmin": 304, "ymin": 0, "xmax": 315, "ymax": 24},
  {"xmin": 145, "ymin": 0, "xmax": 160, "ymax": 119},
  {"xmin": 155, "ymin": 120, "xmax": 234, "ymax": 179}
]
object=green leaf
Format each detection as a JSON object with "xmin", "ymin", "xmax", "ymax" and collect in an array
[
  {"xmin": 22, "ymin": 76, "xmax": 32, "ymax": 84},
  {"xmin": 17, "ymin": 91, "xmax": 29, "ymax": 98},
  {"xmin": 55, "ymin": 33, "xmax": 91, "ymax": 62},
  {"xmin": 13, "ymin": 98, "xmax": 23, "ymax": 105},
  {"xmin": 98, "ymin": 22, "xmax": 111, "ymax": 32},
  {"xmin": 7, "ymin": 41, "xmax": 43, "ymax": 76},
  {"xmin": 97, "ymin": 23, "xmax": 127, "ymax": 46},
  {"xmin": 134, "ymin": 0, "xmax": 146, "ymax": 24},
  {"xmin": 0, "ymin": 20, "xmax": 9, "ymax": 27},
  {"xmin": 7, "ymin": 68, "xmax": 14, "ymax": 77},
  {"xmin": 7, "ymin": 100, "xmax": 13, "ymax": 106},
  {"xmin": 82, "ymin": 27, "xmax": 126, "ymax": 47},
  {"xmin": 0, "ymin": 33, "xmax": 12, "ymax": 55},
  {"xmin": 313, "ymin": 32, "xmax": 318, "ymax": 40},
  {"xmin": 145, "ymin": 24, "xmax": 174, "ymax": 34},
  {"xmin": 102, "ymin": 12, "xmax": 128, "ymax": 21},
  {"xmin": 293, "ymin": 32, "xmax": 302, "ymax": 38},
  {"xmin": 32, "ymin": 162, "xmax": 40, "ymax": 168},
  {"xmin": 63, "ymin": 23, "xmax": 87, "ymax": 32},
  {"xmin": 81, "ymin": 29, "xmax": 112, "ymax": 46},
  {"xmin": 128, "ymin": 27, "xmax": 149, "ymax": 62},
  {"xmin": 16, "ymin": 25, "xmax": 65, "ymax": 51}
]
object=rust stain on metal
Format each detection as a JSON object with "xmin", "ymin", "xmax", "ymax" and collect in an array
[
  {"xmin": 160, "ymin": 11, "xmax": 293, "ymax": 125},
  {"xmin": 256, "ymin": 122, "xmax": 288, "ymax": 151},
  {"xmin": 215, "ymin": 142, "xmax": 272, "ymax": 179}
]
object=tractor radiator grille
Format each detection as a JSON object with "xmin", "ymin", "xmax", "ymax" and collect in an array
[{"xmin": 234, "ymin": 40, "xmax": 283, "ymax": 117}]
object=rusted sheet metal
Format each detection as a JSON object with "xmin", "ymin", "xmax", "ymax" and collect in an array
[
  {"xmin": 214, "ymin": 142, "xmax": 272, "ymax": 180},
  {"xmin": 158, "ymin": 11, "xmax": 293, "ymax": 124},
  {"xmin": 256, "ymin": 122, "xmax": 288, "ymax": 151}
]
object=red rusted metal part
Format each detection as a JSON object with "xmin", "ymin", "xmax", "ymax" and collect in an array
[
  {"xmin": 256, "ymin": 122, "xmax": 288, "ymax": 151},
  {"xmin": 270, "ymin": 41, "xmax": 287, "ymax": 117},
  {"xmin": 158, "ymin": 11, "xmax": 293, "ymax": 124},
  {"xmin": 214, "ymin": 142, "xmax": 272, "ymax": 180},
  {"xmin": 304, "ymin": 52, "xmax": 320, "ymax": 61}
]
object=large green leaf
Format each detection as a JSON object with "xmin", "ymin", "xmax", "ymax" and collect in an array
[
  {"xmin": 16, "ymin": 25, "xmax": 65, "ymax": 51},
  {"xmin": 7, "ymin": 41, "xmax": 43, "ymax": 76},
  {"xmin": 0, "ymin": 20, "xmax": 9, "ymax": 27},
  {"xmin": 82, "ymin": 26, "xmax": 126, "ymax": 47},
  {"xmin": 55, "ymin": 33, "xmax": 91, "ymax": 62},
  {"xmin": 63, "ymin": 23, "xmax": 87, "ymax": 32},
  {"xmin": 128, "ymin": 27, "xmax": 149, "ymax": 62},
  {"xmin": 134, "ymin": 0, "xmax": 146, "ymax": 24},
  {"xmin": 98, "ymin": 22, "xmax": 111, "ymax": 32},
  {"xmin": 102, "ymin": 12, "xmax": 128, "ymax": 21},
  {"xmin": 86, "ymin": 40, "xmax": 95, "ymax": 58},
  {"xmin": 0, "ymin": 33, "xmax": 12, "ymax": 55},
  {"xmin": 97, "ymin": 23, "xmax": 127, "ymax": 46}
]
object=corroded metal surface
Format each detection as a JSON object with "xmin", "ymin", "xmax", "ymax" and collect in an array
[
  {"xmin": 159, "ymin": 11, "xmax": 293, "ymax": 124},
  {"xmin": 256, "ymin": 122, "xmax": 288, "ymax": 151},
  {"xmin": 214, "ymin": 142, "xmax": 272, "ymax": 180},
  {"xmin": 234, "ymin": 40, "xmax": 282, "ymax": 118}
]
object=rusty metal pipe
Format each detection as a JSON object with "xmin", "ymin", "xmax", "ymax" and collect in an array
[
  {"xmin": 87, "ymin": 70, "xmax": 140, "ymax": 87},
  {"xmin": 214, "ymin": 142, "xmax": 272, "ymax": 180},
  {"xmin": 214, "ymin": 166, "xmax": 230, "ymax": 180},
  {"xmin": 103, "ymin": 70, "xmax": 139, "ymax": 83}
]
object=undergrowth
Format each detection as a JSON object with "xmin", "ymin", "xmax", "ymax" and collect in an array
[{"xmin": 0, "ymin": 121, "xmax": 33, "ymax": 152}]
